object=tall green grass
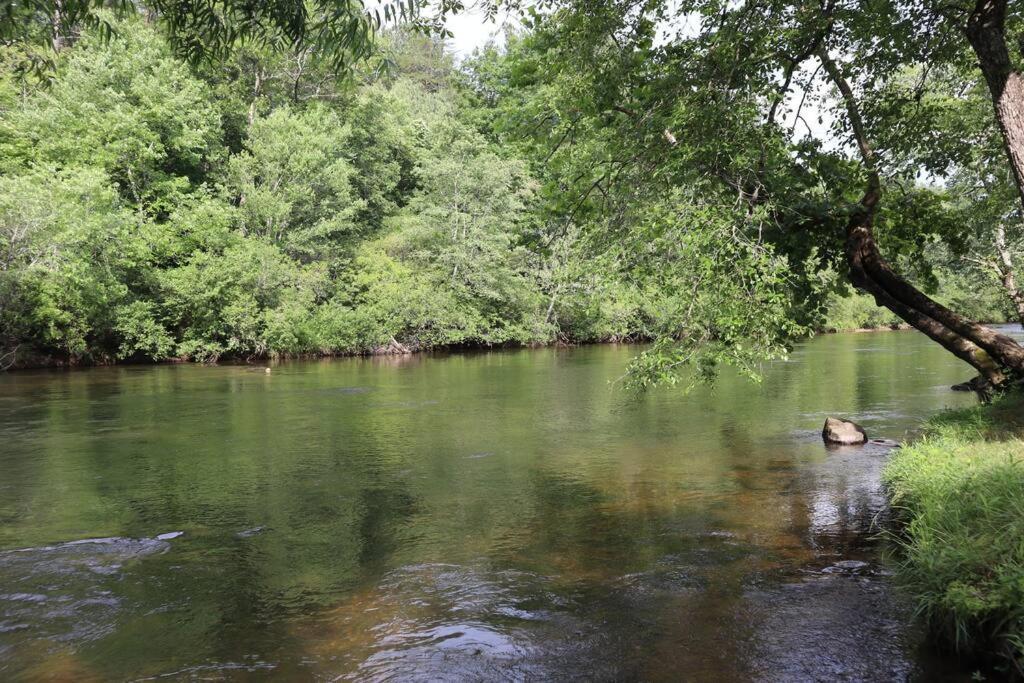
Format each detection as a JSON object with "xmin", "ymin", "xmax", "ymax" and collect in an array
[{"xmin": 883, "ymin": 393, "xmax": 1024, "ymax": 677}]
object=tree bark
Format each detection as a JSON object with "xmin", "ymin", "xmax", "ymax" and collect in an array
[
  {"xmin": 51, "ymin": 0, "xmax": 65, "ymax": 52},
  {"xmin": 856, "ymin": 232, "xmax": 1024, "ymax": 367},
  {"xmin": 963, "ymin": 0, "xmax": 1024, "ymax": 216},
  {"xmin": 818, "ymin": 48, "xmax": 1015, "ymax": 384},
  {"xmin": 247, "ymin": 68, "xmax": 264, "ymax": 128},
  {"xmin": 846, "ymin": 211, "xmax": 1006, "ymax": 384},
  {"xmin": 994, "ymin": 223, "xmax": 1024, "ymax": 326}
]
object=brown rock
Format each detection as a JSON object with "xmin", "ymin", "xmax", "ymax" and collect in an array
[{"xmin": 822, "ymin": 417, "xmax": 867, "ymax": 445}]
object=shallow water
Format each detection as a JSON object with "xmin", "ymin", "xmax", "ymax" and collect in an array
[{"xmin": 1, "ymin": 329, "xmax": 1012, "ymax": 681}]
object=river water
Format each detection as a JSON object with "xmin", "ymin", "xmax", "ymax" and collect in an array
[{"xmin": 0, "ymin": 329, "xmax": 1004, "ymax": 681}]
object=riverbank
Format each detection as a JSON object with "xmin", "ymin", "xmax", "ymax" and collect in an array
[
  {"xmin": 1, "ymin": 336, "xmax": 628, "ymax": 371},
  {"xmin": 0, "ymin": 324, "xmax": 969, "ymax": 371},
  {"xmin": 883, "ymin": 392, "xmax": 1024, "ymax": 678}
]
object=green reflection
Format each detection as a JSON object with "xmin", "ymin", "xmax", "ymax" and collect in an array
[{"xmin": 0, "ymin": 331, "xmax": 984, "ymax": 680}]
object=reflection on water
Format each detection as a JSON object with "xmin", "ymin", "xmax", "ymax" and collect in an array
[{"xmin": 1, "ymin": 329, "xmax": 1010, "ymax": 681}]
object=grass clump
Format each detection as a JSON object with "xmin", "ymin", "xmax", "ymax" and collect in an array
[{"xmin": 883, "ymin": 392, "xmax": 1024, "ymax": 677}]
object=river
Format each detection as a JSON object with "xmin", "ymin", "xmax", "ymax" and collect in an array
[{"xmin": 0, "ymin": 329, "xmax": 1005, "ymax": 681}]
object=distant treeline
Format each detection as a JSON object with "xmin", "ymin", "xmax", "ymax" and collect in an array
[{"xmin": 0, "ymin": 20, "xmax": 1012, "ymax": 368}]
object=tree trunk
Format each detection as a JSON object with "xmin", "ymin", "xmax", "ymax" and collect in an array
[
  {"xmin": 51, "ymin": 0, "xmax": 65, "ymax": 52},
  {"xmin": 994, "ymin": 223, "xmax": 1024, "ymax": 326},
  {"xmin": 961, "ymin": 0, "xmax": 1024, "ymax": 328},
  {"xmin": 819, "ymin": 48, "xmax": 1020, "ymax": 385},
  {"xmin": 846, "ymin": 207, "xmax": 1006, "ymax": 385},
  {"xmin": 855, "ymin": 230, "xmax": 1024, "ymax": 368},
  {"xmin": 247, "ymin": 69, "xmax": 264, "ymax": 128},
  {"xmin": 964, "ymin": 0, "xmax": 1024, "ymax": 216}
]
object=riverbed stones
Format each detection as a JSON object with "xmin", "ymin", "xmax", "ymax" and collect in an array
[
  {"xmin": 822, "ymin": 417, "xmax": 868, "ymax": 445},
  {"xmin": 822, "ymin": 560, "xmax": 871, "ymax": 574}
]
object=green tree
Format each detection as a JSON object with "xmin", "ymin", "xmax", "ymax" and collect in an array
[
  {"xmin": 343, "ymin": 84, "xmax": 421, "ymax": 231},
  {"xmin": 0, "ymin": 168, "xmax": 149, "ymax": 362},
  {"xmin": 159, "ymin": 238, "xmax": 324, "ymax": 361},
  {"xmin": 226, "ymin": 105, "xmax": 363, "ymax": 261},
  {"xmin": 0, "ymin": 18, "xmax": 222, "ymax": 216},
  {"xmin": 464, "ymin": 1, "xmax": 1024, "ymax": 387},
  {"xmin": 2, "ymin": 0, "xmax": 420, "ymax": 75}
]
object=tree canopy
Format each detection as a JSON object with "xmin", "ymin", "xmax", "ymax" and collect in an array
[
  {"xmin": 2, "ymin": 0, "xmax": 453, "ymax": 76},
  {"xmin": 459, "ymin": 0, "xmax": 1024, "ymax": 387},
  {"xmin": 1, "ymin": 1, "xmax": 1024, "ymax": 390}
]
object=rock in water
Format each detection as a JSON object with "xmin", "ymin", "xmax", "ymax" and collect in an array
[{"xmin": 822, "ymin": 417, "xmax": 867, "ymax": 445}]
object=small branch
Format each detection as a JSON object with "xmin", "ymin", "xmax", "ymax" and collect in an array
[
  {"xmin": 817, "ymin": 48, "xmax": 880, "ymax": 205},
  {"xmin": 0, "ymin": 345, "xmax": 19, "ymax": 371}
]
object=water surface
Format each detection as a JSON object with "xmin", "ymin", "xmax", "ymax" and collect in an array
[{"xmin": 0, "ymin": 330, "xmax": 1001, "ymax": 681}]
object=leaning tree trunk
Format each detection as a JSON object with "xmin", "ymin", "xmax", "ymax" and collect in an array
[
  {"xmin": 819, "ymin": 48, "xmax": 1020, "ymax": 386},
  {"xmin": 845, "ymin": 206, "xmax": 1006, "ymax": 386}
]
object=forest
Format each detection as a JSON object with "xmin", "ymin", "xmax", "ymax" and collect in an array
[{"xmin": 0, "ymin": 8, "xmax": 1019, "ymax": 375}]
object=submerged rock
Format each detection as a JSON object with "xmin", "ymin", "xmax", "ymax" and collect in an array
[
  {"xmin": 236, "ymin": 526, "xmax": 265, "ymax": 538},
  {"xmin": 822, "ymin": 560, "xmax": 870, "ymax": 574},
  {"xmin": 0, "ymin": 533, "xmax": 183, "ymax": 654},
  {"xmin": 822, "ymin": 417, "xmax": 867, "ymax": 445}
]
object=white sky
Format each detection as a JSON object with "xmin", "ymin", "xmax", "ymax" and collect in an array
[
  {"xmin": 443, "ymin": 5, "xmax": 514, "ymax": 59},
  {"xmin": 439, "ymin": 4, "xmax": 834, "ymax": 145}
]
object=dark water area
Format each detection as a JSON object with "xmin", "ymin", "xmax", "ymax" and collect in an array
[{"xmin": 1, "ymin": 329, "xmax": 1012, "ymax": 681}]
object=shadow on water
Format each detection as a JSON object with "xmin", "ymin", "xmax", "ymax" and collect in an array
[{"xmin": 1, "ymin": 328, "xmax": 1012, "ymax": 680}]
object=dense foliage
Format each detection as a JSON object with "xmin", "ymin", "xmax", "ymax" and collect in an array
[
  {"xmin": 463, "ymin": 12, "xmax": 1024, "ymax": 382},
  {"xmin": 0, "ymin": 12, "xmax": 1018, "ymax": 374},
  {"xmin": 0, "ymin": 20, "xmax": 660, "ymax": 367}
]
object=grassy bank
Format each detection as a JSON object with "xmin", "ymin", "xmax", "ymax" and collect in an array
[{"xmin": 883, "ymin": 392, "xmax": 1024, "ymax": 677}]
